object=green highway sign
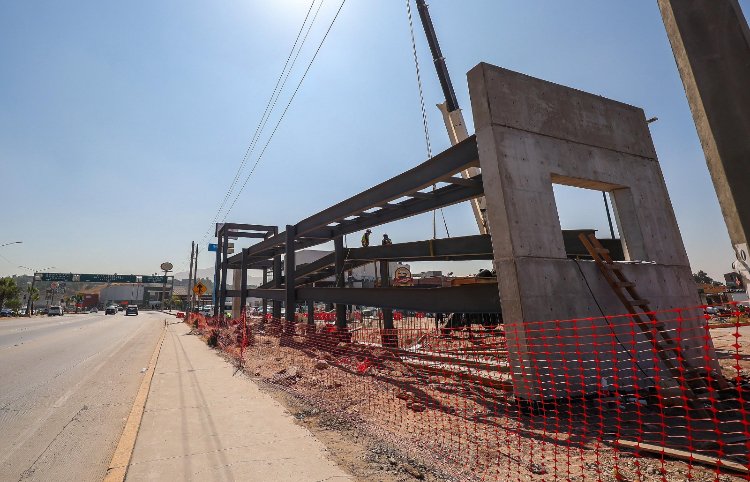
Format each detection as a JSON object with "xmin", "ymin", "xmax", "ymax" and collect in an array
[
  {"xmin": 141, "ymin": 275, "xmax": 168, "ymax": 284},
  {"xmin": 39, "ymin": 273, "xmax": 170, "ymax": 284},
  {"xmin": 39, "ymin": 273, "xmax": 74, "ymax": 282}
]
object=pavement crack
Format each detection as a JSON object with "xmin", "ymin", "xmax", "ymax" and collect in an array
[{"xmin": 18, "ymin": 405, "xmax": 87, "ymax": 481}]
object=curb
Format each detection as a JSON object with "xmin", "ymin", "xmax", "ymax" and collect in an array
[{"xmin": 103, "ymin": 324, "xmax": 166, "ymax": 481}]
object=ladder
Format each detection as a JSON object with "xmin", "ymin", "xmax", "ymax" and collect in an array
[{"xmin": 577, "ymin": 233, "xmax": 723, "ymax": 405}]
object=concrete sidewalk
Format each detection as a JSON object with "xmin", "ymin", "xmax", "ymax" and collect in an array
[{"xmin": 126, "ymin": 322, "xmax": 353, "ymax": 481}]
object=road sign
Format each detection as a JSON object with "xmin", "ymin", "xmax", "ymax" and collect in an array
[
  {"xmin": 39, "ymin": 272, "xmax": 159, "ymax": 283},
  {"xmin": 141, "ymin": 275, "xmax": 168, "ymax": 284},
  {"xmin": 393, "ymin": 266, "xmax": 413, "ymax": 286},
  {"xmin": 208, "ymin": 243, "xmax": 218, "ymax": 252},
  {"xmin": 193, "ymin": 282, "xmax": 207, "ymax": 296},
  {"xmin": 160, "ymin": 262, "xmax": 173, "ymax": 272}
]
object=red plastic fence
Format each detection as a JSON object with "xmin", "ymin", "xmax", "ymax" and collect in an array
[{"xmin": 185, "ymin": 304, "xmax": 750, "ymax": 481}]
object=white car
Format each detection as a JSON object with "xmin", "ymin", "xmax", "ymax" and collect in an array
[{"xmin": 48, "ymin": 306, "xmax": 64, "ymax": 316}]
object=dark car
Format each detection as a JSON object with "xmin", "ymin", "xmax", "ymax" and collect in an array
[
  {"xmin": 117, "ymin": 306, "xmax": 124, "ymax": 312},
  {"xmin": 0, "ymin": 308, "xmax": 13, "ymax": 317},
  {"xmin": 105, "ymin": 305, "xmax": 117, "ymax": 315},
  {"xmin": 125, "ymin": 305, "xmax": 138, "ymax": 316}
]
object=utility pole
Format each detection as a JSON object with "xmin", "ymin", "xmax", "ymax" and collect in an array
[{"xmin": 187, "ymin": 241, "xmax": 195, "ymax": 314}]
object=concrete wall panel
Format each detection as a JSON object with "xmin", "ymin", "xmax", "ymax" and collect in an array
[{"xmin": 468, "ymin": 63, "xmax": 718, "ymax": 400}]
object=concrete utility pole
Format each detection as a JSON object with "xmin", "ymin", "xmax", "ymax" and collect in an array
[{"xmin": 658, "ymin": 0, "xmax": 750, "ymax": 277}]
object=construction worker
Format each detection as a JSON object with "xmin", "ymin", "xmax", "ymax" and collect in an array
[
  {"xmin": 361, "ymin": 229, "xmax": 372, "ymax": 247},
  {"xmin": 382, "ymin": 234, "xmax": 392, "ymax": 246}
]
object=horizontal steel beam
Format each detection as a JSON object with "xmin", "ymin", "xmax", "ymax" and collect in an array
[
  {"xmin": 245, "ymin": 288, "xmax": 286, "ymax": 301},
  {"xmin": 224, "ymin": 137, "xmax": 481, "ymax": 267},
  {"xmin": 295, "ymin": 136, "xmax": 479, "ymax": 237},
  {"xmin": 296, "ymin": 284, "xmax": 501, "ymax": 313},
  {"xmin": 241, "ymin": 284, "xmax": 500, "ymax": 312},
  {"xmin": 226, "ymin": 232, "xmax": 269, "ymax": 239},
  {"xmin": 347, "ymin": 234, "xmax": 492, "ymax": 261}
]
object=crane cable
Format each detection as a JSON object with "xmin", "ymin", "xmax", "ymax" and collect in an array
[{"xmin": 405, "ymin": 0, "xmax": 450, "ymax": 239}]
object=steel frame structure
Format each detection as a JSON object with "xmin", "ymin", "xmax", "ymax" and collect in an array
[
  {"xmin": 213, "ymin": 135, "xmax": 621, "ymax": 327},
  {"xmin": 213, "ymin": 137, "xmax": 499, "ymax": 328}
]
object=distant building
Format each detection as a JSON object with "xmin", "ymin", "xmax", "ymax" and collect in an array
[{"xmin": 724, "ymin": 272, "xmax": 744, "ymax": 289}]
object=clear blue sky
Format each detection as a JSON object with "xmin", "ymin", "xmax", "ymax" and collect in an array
[{"xmin": 1, "ymin": 1, "xmax": 747, "ymax": 281}]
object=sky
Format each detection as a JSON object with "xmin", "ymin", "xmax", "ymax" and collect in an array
[{"xmin": 0, "ymin": 0, "xmax": 747, "ymax": 281}]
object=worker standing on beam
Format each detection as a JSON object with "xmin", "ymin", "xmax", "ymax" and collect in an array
[
  {"xmin": 382, "ymin": 234, "xmax": 392, "ymax": 246},
  {"xmin": 361, "ymin": 229, "xmax": 372, "ymax": 247}
]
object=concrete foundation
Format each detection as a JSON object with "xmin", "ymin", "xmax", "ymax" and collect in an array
[{"xmin": 468, "ymin": 63, "xmax": 721, "ymax": 400}]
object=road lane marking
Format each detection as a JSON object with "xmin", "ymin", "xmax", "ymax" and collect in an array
[{"xmin": 104, "ymin": 322, "xmax": 167, "ymax": 482}]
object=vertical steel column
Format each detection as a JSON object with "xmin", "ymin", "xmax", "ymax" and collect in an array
[
  {"xmin": 220, "ymin": 229, "xmax": 229, "ymax": 320},
  {"xmin": 240, "ymin": 248, "xmax": 248, "ymax": 315},
  {"xmin": 272, "ymin": 227, "xmax": 282, "ymax": 322},
  {"xmin": 379, "ymin": 260, "xmax": 397, "ymax": 347},
  {"xmin": 213, "ymin": 227, "xmax": 222, "ymax": 318},
  {"xmin": 261, "ymin": 267, "xmax": 268, "ymax": 322},
  {"xmin": 307, "ymin": 302, "xmax": 315, "ymax": 327},
  {"xmin": 284, "ymin": 225, "xmax": 296, "ymax": 330},
  {"xmin": 334, "ymin": 236, "xmax": 347, "ymax": 330}
]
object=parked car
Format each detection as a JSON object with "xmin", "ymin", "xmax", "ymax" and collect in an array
[
  {"xmin": 125, "ymin": 305, "xmax": 138, "ymax": 316},
  {"xmin": 105, "ymin": 305, "xmax": 118, "ymax": 315},
  {"xmin": 117, "ymin": 306, "xmax": 124, "ymax": 312},
  {"xmin": 48, "ymin": 306, "xmax": 64, "ymax": 316},
  {"xmin": 90, "ymin": 307, "xmax": 98, "ymax": 313},
  {"xmin": 0, "ymin": 308, "xmax": 13, "ymax": 317}
]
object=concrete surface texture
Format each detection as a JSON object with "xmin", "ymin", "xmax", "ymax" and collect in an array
[
  {"xmin": 658, "ymin": 0, "xmax": 750, "ymax": 265},
  {"xmin": 126, "ymin": 321, "xmax": 352, "ymax": 482},
  {"xmin": 0, "ymin": 311, "xmax": 165, "ymax": 481},
  {"xmin": 467, "ymin": 62, "xmax": 719, "ymax": 399}
]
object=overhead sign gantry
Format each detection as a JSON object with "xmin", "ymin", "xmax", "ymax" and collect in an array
[{"xmin": 36, "ymin": 273, "xmax": 169, "ymax": 283}]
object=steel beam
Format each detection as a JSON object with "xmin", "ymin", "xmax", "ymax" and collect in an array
[
  {"xmin": 296, "ymin": 284, "xmax": 501, "ymax": 313},
  {"xmin": 295, "ymin": 136, "xmax": 479, "ymax": 237}
]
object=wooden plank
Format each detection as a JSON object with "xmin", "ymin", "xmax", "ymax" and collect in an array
[{"xmin": 616, "ymin": 440, "xmax": 749, "ymax": 475}]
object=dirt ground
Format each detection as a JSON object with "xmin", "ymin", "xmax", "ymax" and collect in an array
[{"xmin": 195, "ymin": 318, "xmax": 750, "ymax": 481}]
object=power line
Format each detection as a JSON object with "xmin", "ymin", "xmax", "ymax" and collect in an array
[
  {"xmin": 202, "ymin": 0, "xmax": 322, "ymax": 242},
  {"xmin": 221, "ymin": 0, "xmax": 348, "ymax": 222}
]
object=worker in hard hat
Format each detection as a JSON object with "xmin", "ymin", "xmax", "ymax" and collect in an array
[
  {"xmin": 361, "ymin": 229, "xmax": 372, "ymax": 247},
  {"xmin": 382, "ymin": 234, "xmax": 392, "ymax": 246}
]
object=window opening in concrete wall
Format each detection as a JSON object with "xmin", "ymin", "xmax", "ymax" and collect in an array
[{"xmin": 552, "ymin": 184, "xmax": 625, "ymax": 261}]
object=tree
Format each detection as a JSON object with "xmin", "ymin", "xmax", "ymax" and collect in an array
[
  {"xmin": 0, "ymin": 277, "xmax": 20, "ymax": 308},
  {"xmin": 693, "ymin": 270, "xmax": 715, "ymax": 284},
  {"xmin": 6, "ymin": 298, "xmax": 22, "ymax": 313}
]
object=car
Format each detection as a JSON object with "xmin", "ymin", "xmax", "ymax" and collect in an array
[
  {"xmin": 105, "ymin": 305, "xmax": 118, "ymax": 315},
  {"xmin": 90, "ymin": 307, "xmax": 98, "ymax": 313},
  {"xmin": 0, "ymin": 308, "xmax": 13, "ymax": 317},
  {"xmin": 125, "ymin": 305, "xmax": 138, "ymax": 316},
  {"xmin": 117, "ymin": 306, "xmax": 124, "ymax": 312},
  {"xmin": 48, "ymin": 306, "xmax": 64, "ymax": 316}
]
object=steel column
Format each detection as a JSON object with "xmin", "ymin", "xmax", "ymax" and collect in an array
[
  {"xmin": 220, "ymin": 228, "xmax": 229, "ymax": 320},
  {"xmin": 379, "ymin": 260, "xmax": 396, "ymax": 347},
  {"xmin": 334, "ymin": 236, "xmax": 347, "ymax": 330},
  {"xmin": 272, "ymin": 228, "xmax": 282, "ymax": 322},
  {"xmin": 285, "ymin": 225, "xmax": 296, "ymax": 329},
  {"xmin": 240, "ymin": 248, "xmax": 248, "ymax": 315},
  {"xmin": 213, "ymin": 228, "xmax": 222, "ymax": 317}
]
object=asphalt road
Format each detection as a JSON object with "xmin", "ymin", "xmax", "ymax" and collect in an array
[{"xmin": 0, "ymin": 311, "xmax": 165, "ymax": 482}]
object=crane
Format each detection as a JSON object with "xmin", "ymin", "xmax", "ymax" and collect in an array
[{"xmin": 415, "ymin": 0, "xmax": 489, "ymax": 235}]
